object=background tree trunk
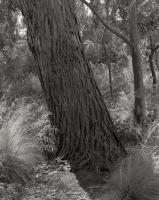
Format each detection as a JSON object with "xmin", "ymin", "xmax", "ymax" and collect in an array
[
  {"xmin": 81, "ymin": 0, "xmax": 146, "ymax": 126},
  {"xmin": 103, "ymin": 0, "xmax": 113, "ymax": 101},
  {"xmin": 155, "ymin": 51, "xmax": 159, "ymax": 71},
  {"xmin": 16, "ymin": 0, "xmax": 126, "ymax": 170},
  {"xmin": 102, "ymin": 32, "xmax": 113, "ymax": 101},
  {"xmin": 148, "ymin": 36, "xmax": 159, "ymax": 119},
  {"xmin": 149, "ymin": 35, "xmax": 157, "ymax": 87},
  {"xmin": 129, "ymin": 0, "xmax": 145, "ymax": 126}
]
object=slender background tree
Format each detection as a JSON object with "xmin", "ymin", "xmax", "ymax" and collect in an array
[{"xmin": 80, "ymin": 0, "xmax": 146, "ymax": 125}]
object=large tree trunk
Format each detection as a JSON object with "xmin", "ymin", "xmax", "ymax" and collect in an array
[
  {"xmin": 16, "ymin": 0, "xmax": 126, "ymax": 170},
  {"xmin": 129, "ymin": 0, "xmax": 145, "ymax": 126}
]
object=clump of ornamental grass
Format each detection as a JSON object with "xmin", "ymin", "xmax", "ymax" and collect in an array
[
  {"xmin": 0, "ymin": 96, "xmax": 56, "ymax": 159},
  {"xmin": 0, "ymin": 112, "xmax": 43, "ymax": 184},
  {"xmin": 144, "ymin": 119, "xmax": 159, "ymax": 147},
  {"xmin": 106, "ymin": 147, "xmax": 159, "ymax": 200}
]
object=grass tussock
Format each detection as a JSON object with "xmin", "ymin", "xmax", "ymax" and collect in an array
[
  {"xmin": 0, "ymin": 110, "xmax": 43, "ymax": 184},
  {"xmin": 0, "ymin": 97, "xmax": 56, "ymax": 158},
  {"xmin": 107, "ymin": 148, "xmax": 159, "ymax": 200}
]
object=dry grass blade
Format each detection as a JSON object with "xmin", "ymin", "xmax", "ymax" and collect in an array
[
  {"xmin": 0, "ymin": 111, "xmax": 43, "ymax": 184},
  {"xmin": 107, "ymin": 148, "xmax": 159, "ymax": 200}
]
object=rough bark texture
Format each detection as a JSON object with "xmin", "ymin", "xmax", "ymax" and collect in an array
[
  {"xmin": 129, "ymin": 0, "xmax": 145, "ymax": 126},
  {"xmin": 15, "ymin": 0, "xmax": 126, "ymax": 170}
]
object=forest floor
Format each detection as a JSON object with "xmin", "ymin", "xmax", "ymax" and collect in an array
[{"xmin": 1, "ymin": 161, "xmax": 110, "ymax": 200}]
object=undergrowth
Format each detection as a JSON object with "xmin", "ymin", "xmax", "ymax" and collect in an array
[
  {"xmin": 104, "ymin": 147, "xmax": 159, "ymax": 200},
  {"xmin": 0, "ymin": 96, "xmax": 56, "ymax": 184},
  {"xmin": 0, "ymin": 113, "xmax": 43, "ymax": 184},
  {"xmin": 0, "ymin": 96, "xmax": 56, "ymax": 158}
]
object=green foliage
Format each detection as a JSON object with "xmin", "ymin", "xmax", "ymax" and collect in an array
[
  {"xmin": 1, "ymin": 0, "xmax": 19, "ymax": 13},
  {"xmin": 0, "ymin": 38, "xmax": 43, "ymax": 101},
  {"xmin": 0, "ymin": 39, "xmax": 35, "ymax": 80},
  {"xmin": 110, "ymin": 91, "xmax": 134, "ymax": 123},
  {"xmin": 0, "ymin": 74, "xmax": 43, "ymax": 102}
]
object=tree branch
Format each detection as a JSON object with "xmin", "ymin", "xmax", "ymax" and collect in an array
[{"xmin": 80, "ymin": 0, "xmax": 132, "ymax": 47}]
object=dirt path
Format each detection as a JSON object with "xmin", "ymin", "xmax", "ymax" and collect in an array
[
  {"xmin": 21, "ymin": 161, "xmax": 105, "ymax": 200},
  {"xmin": 1, "ymin": 161, "xmax": 109, "ymax": 200}
]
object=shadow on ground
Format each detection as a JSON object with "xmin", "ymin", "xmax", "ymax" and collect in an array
[{"xmin": 1, "ymin": 160, "xmax": 111, "ymax": 200}]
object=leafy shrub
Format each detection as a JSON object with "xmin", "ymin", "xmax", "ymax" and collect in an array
[
  {"xmin": 0, "ymin": 74, "xmax": 43, "ymax": 103},
  {"xmin": 115, "ymin": 122, "xmax": 142, "ymax": 146},
  {"xmin": 110, "ymin": 91, "xmax": 134, "ymax": 123},
  {"xmin": 106, "ymin": 147, "xmax": 159, "ymax": 200}
]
